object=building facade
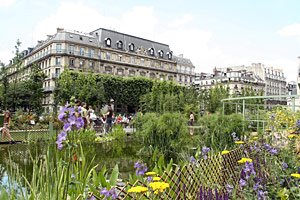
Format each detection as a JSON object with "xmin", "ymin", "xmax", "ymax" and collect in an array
[
  {"xmin": 195, "ymin": 63, "xmax": 288, "ymax": 104},
  {"xmin": 248, "ymin": 63, "xmax": 287, "ymax": 104},
  {"xmin": 3, "ymin": 28, "xmax": 195, "ymax": 112},
  {"xmin": 194, "ymin": 67, "xmax": 265, "ymax": 95}
]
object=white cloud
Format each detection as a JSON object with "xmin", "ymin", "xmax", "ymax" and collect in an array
[
  {"xmin": 278, "ymin": 23, "xmax": 300, "ymax": 36},
  {"xmin": 32, "ymin": 2, "xmax": 156, "ymax": 42},
  {"xmin": 28, "ymin": 2, "xmax": 297, "ymax": 82},
  {"xmin": 168, "ymin": 14, "xmax": 193, "ymax": 28},
  {"xmin": 0, "ymin": 0, "xmax": 15, "ymax": 8},
  {"xmin": 0, "ymin": 50, "xmax": 14, "ymax": 64}
]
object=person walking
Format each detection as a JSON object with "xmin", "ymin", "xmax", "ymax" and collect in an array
[
  {"xmin": 87, "ymin": 106, "xmax": 96, "ymax": 129},
  {"xmin": 103, "ymin": 104, "xmax": 113, "ymax": 134},
  {"xmin": 190, "ymin": 112, "xmax": 194, "ymax": 126},
  {"xmin": 1, "ymin": 110, "xmax": 14, "ymax": 141},
  {"xmin": 80, "ymin": 102, "xmax": 90, "ymax": 129}
]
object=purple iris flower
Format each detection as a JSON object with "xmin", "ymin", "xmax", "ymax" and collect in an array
[
  {"xmin": 63, "ymin": 122, "xmax": 72, "ymax": 132},
  {"xmin": 71, "ymin": 174, "xmax": 76, "ymax": 179},
  {"xmin": 282, "ymin": 161, "xmax": 288, "ymax": 168},
  {"xmin": 68, "ymin": 115, "xmax": 76, "ymax": 126},
  {"xmin": 226, "ymin": 184, "xmax": 233, "ymax": 194},
  {"xmin": 100, "ymin": 187, "xmax": 110, "ymax": 198},
  {"xmin": 239, "ymin": 179, "xmax": 246, "ymax": 187},
  {"xmin": 58, "ymin": 113, "xmax": 66, "ymax": 122},
  {"xmin": 57, "ymin": 143, "xmax": 63, "ymax": 150},
  {"xmin": 270, "ymin": 114, "xmax": 275, "ymax": 120},
  {"xmin": 190, "ymin": 156, "xmax": 197, "ymax": 165}
]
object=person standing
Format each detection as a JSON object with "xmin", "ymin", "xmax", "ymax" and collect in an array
[
  {"xmin": 1, "ymin": 110, "xmax": 14, "ymax": 141},
  {"xmin": 103, "ymin": 104, "xmax": 113, "ymax": 134},
  {"xmin": 87, "ymin": 106, "xmax": 96, "ymax": 128},
  {"xmin": 190, "ymin": 112, "xmax": 194, "ymax": 126},
  {"xmin": 80, "ymin": 102, "xmax": 90, "ymax": 129}
]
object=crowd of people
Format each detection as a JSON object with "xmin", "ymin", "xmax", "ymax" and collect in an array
[{"xmin": 75, "ymin": 100, "xmax": 137, "ymax": 134}]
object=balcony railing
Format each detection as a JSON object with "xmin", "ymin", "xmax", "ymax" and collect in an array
[
  {"xmin": 43, "ymin": 86, "xmax": 56, "ymax": 92},
  {"xmin": 51, "ymin": 73, "xmax": 60, "ymax": 79},
  {"xmin": 26, "ymin": 49, "xmax": 100, "ymax": 66}
]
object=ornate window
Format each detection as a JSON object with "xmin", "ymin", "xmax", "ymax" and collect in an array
[
  {"xmin": 158, "ymin": 50, "xmax": 164, "ymax": 58},
  {"xmin": 140, "ymin": 71, "xmax": 146, "ymax": 77},
  {"xmin": 117, "ymin": 41, "xmax": 123, "ymax": 49},
  {"xmin": 117, "ymin": 68, "xmax": 124, "ymax": 77},
  {"xmin": 129, "ymin": 70, "xmax": 135, "ymax": 77},
  {"xmin": 149, "ymin": 48, "xmax": 154, "ymax": 56},
  {"xmin": 129, "ymin": 43, "xmax": 135, "ymax": 52},
  {"xmin": 105, "ymin": 38, "xmax": 111, "ymax": 47},
  {"xmin": 150, "ymin": 73, "xmax": 155, "ymax": 79}
]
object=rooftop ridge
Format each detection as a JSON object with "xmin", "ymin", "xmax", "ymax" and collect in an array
[{"xmin": 90, "ymin": 28, "xmax": 169, "ymax": 47}]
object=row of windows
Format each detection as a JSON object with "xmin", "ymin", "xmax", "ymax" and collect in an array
[
  {"xmin": 264, "ymin": 68, "xmax": 284, "ymax": 77},
  {"xmin": 104, "ymin": 52, "xmax": 173, "ymax": 70},
  {"xmin": 104, "ymin": 38, "xmax": 172, "ymax": 59}
]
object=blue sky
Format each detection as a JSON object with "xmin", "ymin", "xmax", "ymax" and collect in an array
[{"xmin": 1, "ymin": 0, "xmax": 300, "ymax": 81}]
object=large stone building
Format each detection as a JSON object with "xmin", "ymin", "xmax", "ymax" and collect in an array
[
  {"xmin": 3, "ymin": 28, "xmax": 195, "ymax": 112},
  {"xmin": 248, "ymin": 63, "xmax": 287, "ymax": 104},
  {"xmin": 195, "ymin": 63, "xmax": 288, "ymax": 104},
  {"xmin": 194, "ymin": 66, "xmax": 265, "ymax": 95}
]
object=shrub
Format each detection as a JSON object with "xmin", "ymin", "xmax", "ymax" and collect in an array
[
  {"xmin": 137, "ymin": 112, "xmax": 188, "ymax": 157},
  {"xmin": 198, "ymin": 113, "xmax": 245, "ymax": 151}
]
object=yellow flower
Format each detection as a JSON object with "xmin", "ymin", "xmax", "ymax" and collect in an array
[
  {"xmin": 128, "ymin": 186, "xmax": 148, "ymax": 193},
  {"xmin": 265, "ymin": 129, "xmax": 272, "ymax": 132},
  {"xmin": 235, "ymin": 141, "xmax": 245, "ymax": 144},
  {"xmin": 149, "ymin": 182, "xmax": 169, "ymax": 193},
  {"xmin": 249, "ymin": 140, "xmax": 254, "ymax": 143},
  {"xmin": 145, "ymin": 172, "xmax": 156, "ymax": 176},
  {"xmin": 288, "ymin": 134, "xmax": 296, "ymax": 138},
  {"xmin": 253, "ymin": 137, "xmax": 259, "ymax": 139},
  {"xmin": 291, "ymin": 174, "xmax": 300, "ymax": 178},
  {"xmin": 238, "ymin": 158, "xmax": 252, "ymax": 164},
  {"xmin": 221, "ymin": 150, "xmax": 230, "ymax": 155},
  {"xmin": 153, "ymin": 177, "xmax": 161, "ymax": 181}
]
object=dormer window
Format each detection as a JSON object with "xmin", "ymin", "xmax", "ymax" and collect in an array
[
  {"xmin": 129, "ymin": 43, "xmax": 134, "ymax": 51},
  {"xmin": 167, "ymin": 51, "xmax": 172, "ymax": 60},
  {"xmin": 105, "ymin": 38, "xmax": 111, "ymax": 47},
  {"xmin": 158, "ymin": 50, "xmax": 164, "ymax": 58},
  {"xmin": 117, "ymin": 41, "xmax": 123, "ymax": 49},
  {"xmin": 79, "ymin": 36, "xmax": 83, "ymax": 40},
  {"xmin": 149, "ymin": 48, "xmax": 154, "ymax": 56}
]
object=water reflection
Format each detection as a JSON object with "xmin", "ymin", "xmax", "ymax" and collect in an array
[{"xmin": 0, "ymin": 137, "xmax": 147, "ymax": 186}]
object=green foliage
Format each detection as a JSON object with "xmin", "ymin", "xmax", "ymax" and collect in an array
[
  {"xmin": 140, "ymin": 80, "xmax": 198, "ymax": 114},
  {"xmin": 198, "ymin": 113, "xmax": 245, "ymax": 151},
  {"xmin": 56, "ymin": 69, "xmax": 154, "ymax": 110},
  {"xmin": 198, "ymin": 84, "xmax": 263, "ymax": 114},
  {"xmin": 137, "ymin": 112, "xmax": 189, "ymax": 157}
]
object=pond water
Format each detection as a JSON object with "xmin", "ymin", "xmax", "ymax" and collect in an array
[{"xmin": 0, "ymin": 137, "xmax": 153, "ymax": 188}]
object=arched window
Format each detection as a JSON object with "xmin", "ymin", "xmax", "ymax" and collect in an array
[
  {"xmin": 167, "ymin": 51, "xmax": 172, "ymax": 60},
  {"xmin": 148, "ymin": 48, "xmax": 154, "ymax": 56},
  {"xmin": 129, "ymin": 43, "xmax": 135, "ymax": 52},
  {"xmin": 158, "ymin": 50, "xmax": 164, "ymax": 58},
  {"xmin": 117, "ymin": 41, "xmax": 123, "ymax": 49},
  {"xmin": 105, "ymin": 38, "xmax": 111, "ymax": 47}
]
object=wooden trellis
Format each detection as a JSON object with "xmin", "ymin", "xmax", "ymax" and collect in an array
[{"xmin": 82, "ymin": 141, "xmax": 263, "ymax": 200}]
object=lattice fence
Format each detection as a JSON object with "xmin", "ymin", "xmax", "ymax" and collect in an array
[
  {"xmin": 83, "ymin": 141, "xmax": 263, "ymax": 200},
  {"xmin": 0, "ymin": 129, "xmax": 50, "ymax": 143}
]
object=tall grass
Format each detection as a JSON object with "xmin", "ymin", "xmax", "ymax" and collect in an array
[{"xmin": 3, "ymin": 143, "xmax": 97, "ymax": 200}]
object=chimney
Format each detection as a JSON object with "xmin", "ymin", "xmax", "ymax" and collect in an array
[
  {"xmin": 56, "ymin": 27, "xmax": 64, "ymax": 33},
  {"xmin": 47, "ymin": 35, "xmax": 52, "ymax": 39}
]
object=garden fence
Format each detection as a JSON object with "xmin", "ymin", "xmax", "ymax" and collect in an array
[
  {"xmin": 84, "ymin": 140, "xmax": 263, "ymax": 200},
  {"xmin": 0, "ymin": 122, "xmax": 54, "ymax": 143}
]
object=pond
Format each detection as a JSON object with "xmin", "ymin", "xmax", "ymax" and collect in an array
[{"xmin": 0, "ymin": 137, "xmax": 154, "ymax": 189}]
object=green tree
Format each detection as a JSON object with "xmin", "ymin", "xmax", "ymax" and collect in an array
[{"xmin": 27, "ymin": 63, "xmax": 46, "ymax": 117}]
